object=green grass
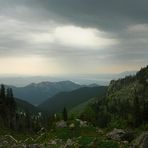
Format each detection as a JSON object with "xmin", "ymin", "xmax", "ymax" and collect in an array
[
  {"xmin": 0, "ymin": 125, "xmax": 130, "ymax": 147},
  {"xmin": 96, "ymin": 141, "xmax": 119, "ymax": 148},
  {"xmin": 78, "ymin": 136, "xmax": 94, "ymax": 146},
  {"xmin": 50, "ymin": 128, "xmax": 75, "ymax": 140}
]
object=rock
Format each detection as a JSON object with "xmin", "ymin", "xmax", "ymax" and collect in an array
[
  {"xmin": 56, "ymin": 138, "xmax": 63, "ymax": 144},
  {"xmin": 106, "ymin": 128, "xmax": 126, "ymax": 141},
  {"xmin": 76, "ymin": 119, "xmax": 81, "ymax": 122},
  {"xmin": 64, "ymin": 139, "xmax": 74, "ymax": 147},
  {"xmin": 75, "ymin": 119, "xmax": 88, "ymax": 127},
  {"xmin": 50, "ymin": 140, "xmax": 57, "ymax": 145},
  {"xmin": 121, "ymin": 131, "xmax": 135, "ymax": 142},
  {"xmin": 49, "ymin": 138, "xmax": 63, "ymax": 145},
  {"xmin": 69, "ymin": 123, "xmax": 75, "ymax": 129},
  {"xmin": 107, "ymin": 129, "xmax": 135, "ymax": 142},
  {"xmin": 96, "ymin": 128, "xmax": 104, "ymax": 134},
  {"xmin": 56, "ymin": 120, "xmax": 67, "ymax": 128},
  {"xmin": 131, "ymin": 131, "xmax": 148, "ymax": 148},
  {"xmin": 123, "ymin": 141, "xmax": 129, "ymax": 144},
  {"xmin": 80, "ymin": 120, "xmax": 88, "ymax": 127},
  {"xmin": 67, "ymin": 139, "xmax": 73, "ymax": 145}
]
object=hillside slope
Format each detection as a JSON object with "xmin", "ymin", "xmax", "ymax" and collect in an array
[
  {"xmin": 70, "ymin": 97, "xmax": 97, "ymax": 115},
  {"xmin": 83, "ymin": 65, "xmax": 148, "ymax": 127},
  {"xmin": 39, "ymin": 86, "xmax": 107, "ymax": 113},
  {"xmin": 107, "ymin": 65, "xmax": 148, "ymax": 107},
  {"xmin": 15, "ymin": 98, "xmax": 41, "ymax": 114}
]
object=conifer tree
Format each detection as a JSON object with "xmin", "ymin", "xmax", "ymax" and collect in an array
[
  {"xmin": 63, "ymin": 107, "xmax": 68, "ymax": 121},
  {"xmin": 0, "ymin": 84, "xmax": 5, "ymax": 99},
  {"xmin": 133, "ymin": 88, "xmax": 141, "ymax": 127}
]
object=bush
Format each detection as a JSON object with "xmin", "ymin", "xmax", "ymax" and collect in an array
[
  {"xmin": 139, "ymin": 124, "xmax": 148, "ymax": 131},
  {"xmin": 108, "ymin": 117, "xmax": 128, "ymax": 129}
]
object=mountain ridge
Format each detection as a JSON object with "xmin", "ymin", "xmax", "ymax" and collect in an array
[
  {"xmin": 8, "ymin": 81, "xmax": 84, "ymax": 105},
  {"xmin": 39, "ymin": 86, "xmax": 107, "ymax": 114},
  {"xmin": 5, "ymin": 81, "xmax": 99, "ymax": 105}
]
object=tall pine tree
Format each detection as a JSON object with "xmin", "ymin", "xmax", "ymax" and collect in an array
[{"xmin": 63, "ymin": 107, "xmax": 68, "ymax": 121}]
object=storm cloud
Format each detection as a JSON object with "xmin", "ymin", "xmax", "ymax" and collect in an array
[{"xmin": 0, "ymin": 0, "xmax": 148, "ymax": 75}]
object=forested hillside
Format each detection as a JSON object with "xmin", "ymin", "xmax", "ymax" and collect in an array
[
  {"xmin": 39, "ymin": 86, "xmax": 107, "ymax": 113},
  {"xmin": 0, "ymin": 85, "xmax": 50, "ymax": 132},
  {"xmin": 81, "ymin": 65, "xmax": 148, "ymax": 128}
]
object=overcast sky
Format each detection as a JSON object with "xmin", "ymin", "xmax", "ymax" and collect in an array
[{"xmin": 0, "ymin": 0, "xmax": 148, "ymax": 75}]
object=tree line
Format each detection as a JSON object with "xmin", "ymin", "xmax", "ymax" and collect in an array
[
  {"xmin": 0, "ymin": 84, "xmax": 16, "ymax": 129},
  {"xmin": 0, "ymin": 84, "xmax": 69, "ymax": 133}
]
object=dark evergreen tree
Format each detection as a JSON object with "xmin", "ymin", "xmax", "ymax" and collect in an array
[
  {"xmin": 3, "ymin": 87, "xmax": 16, "ymax": 129},
  {"xmin": 63, "ymin": 107, "xmax": 68, "ymax": 121},
  {"xmin": 131, "ymin": 88, "xmax": 141, "ymax": 127},
  {"xmin": 25, "ymin": 113, "xmax": 32, "ymax": 132},
  {"xmin": 0, "ymin": 84, "xmax": 5, "ymax": 99},
  {"xmin": 142, "ymin": 100, "xmax": 148, "ymax": 123},
  {"xmin": 0, "ymin": 84, "xmax": 7, "ymax": 126}
]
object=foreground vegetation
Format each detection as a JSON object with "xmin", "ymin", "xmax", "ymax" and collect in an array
[{"xmin": 0, "ymin": 122, "xmax": 129, "ymax": 148}]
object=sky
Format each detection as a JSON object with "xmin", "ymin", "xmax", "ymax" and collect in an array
[{"xmin": 0, "ymin": 0, "xmax": 148, "ymax": 76}]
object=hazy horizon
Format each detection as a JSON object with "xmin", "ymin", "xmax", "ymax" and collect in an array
[{"xmin": 0, "ymin": 70, "xmax": 137, "ymax": 87}]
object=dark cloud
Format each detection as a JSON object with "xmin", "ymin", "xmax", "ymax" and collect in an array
[
  {"xmin": 1, "ymin": 0, "xmax": 148, "ymax": 30},
  {"xmin": 0, "ymin": 0, "xmax": 148, "ymax": 74},
  {"xmin": 29, "ymin": 0, "xmax": 148, "ymax": 31}
]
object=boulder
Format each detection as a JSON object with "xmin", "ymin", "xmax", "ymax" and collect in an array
[
  {"xmin": 56, "ymin": 120, "xmax": 67, "ymax": 128},
  {"xmin": 75, "ymin": 119, "xmax": 88, "ymax": 127},
  {"xmin": 96, "ymin": 128, "xmax": 104, "ymax": 134},
  {"xmin": 69, "ymin": 123, "xmax": 75, "ymax": 129},
  {"xmin": 80, "ymin": 120, "xmax": 88, "ymax": 127},
  {"xmin": 50, "ymin": 140, "xmax": 57, "ymax": 145},
  {"xmin": 121, "ymin": 131, "xmax": 135, "ymax": 142},
  {"xmin": 106, "ymin": 128, "xmax": 126, "ymax": 141},
  {"xmin": 64, "ymin": 139, "xmax": 75, "ymax": 147},
  {"xmin": 131, "ymin": 131, "xmax": 148, "ymax": 148},
  {"xmin": 107, "ymin": 129, "xmax": 134, "ymax": 142}
]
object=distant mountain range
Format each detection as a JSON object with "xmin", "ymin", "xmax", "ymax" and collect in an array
[
  {"xmin": 0, "ymin": 71, "xmax": 137, "ymax": 87},
  {"xmin": 39, "ymin": 86, "xmax": 107, "ymax": 114},
  {"xmin": 10, "ymin": 81, "xmax": 86, "ymax": 105},
  {"xmin": 2, "ymin": 71, "xmax": 137, "ymax": 115},
  {"xmin": 0, "ymin": 70, "xmax": 136, "ymax": 106}
]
